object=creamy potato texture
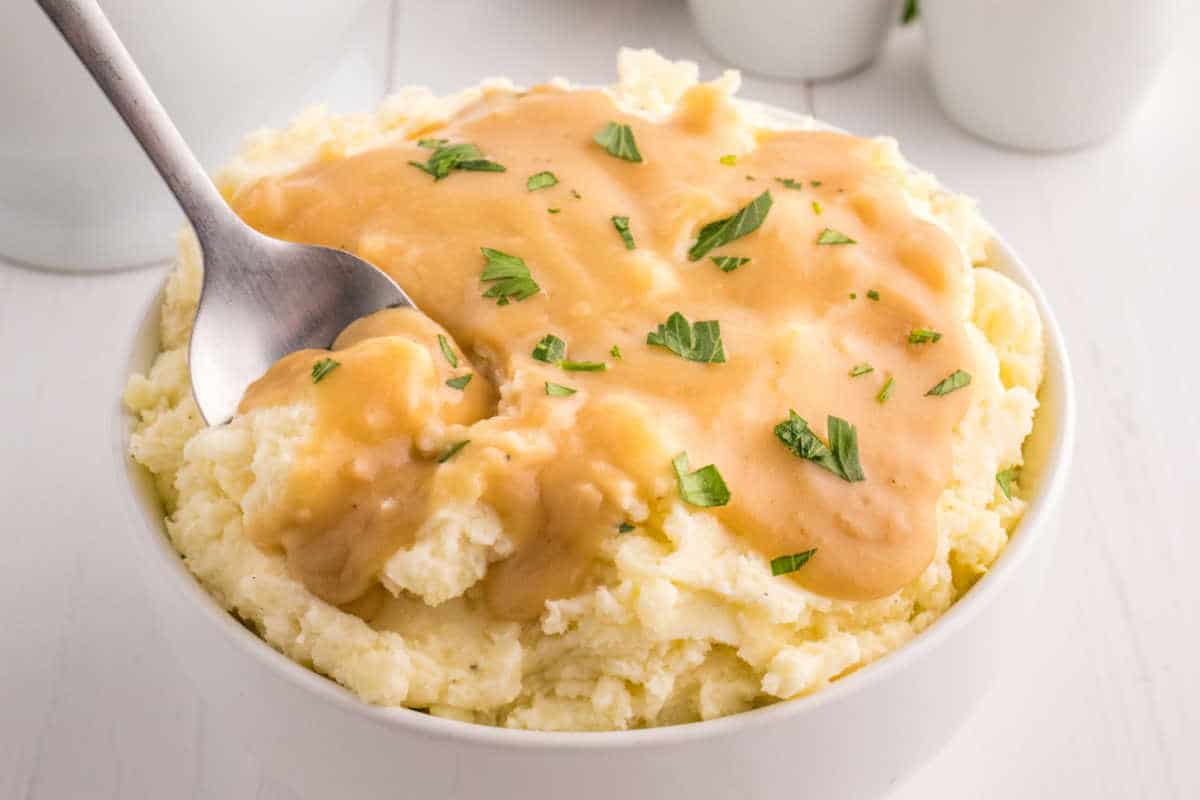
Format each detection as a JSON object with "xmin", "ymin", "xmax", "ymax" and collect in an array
[{"xmin": 124, "ymin": 50, "xmax": 1045, "ymax": 731}]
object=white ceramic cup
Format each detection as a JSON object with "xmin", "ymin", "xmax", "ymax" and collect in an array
[
  {"xmin": 688, "ymin": 0, "xmax": 902, "ymax": 80},
  {"xmin": 0, "ymin": 0, "xmax": 392, "ymax": 272},
  {"xmin": 921, "ymin": 0, "xmax": 1180, "ymax": 151},
  {"xmin": 115, "ymin": 109, "xmax": 1076, "ymax": 794}
]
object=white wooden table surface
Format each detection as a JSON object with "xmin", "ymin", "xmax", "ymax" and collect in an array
[{"xmin": 3, "ymin": 2, "xmax": 1197, "ymax": 798}]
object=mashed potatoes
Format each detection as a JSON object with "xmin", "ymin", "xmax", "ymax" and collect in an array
[{"xmin": 124, "ymin": 50, "xmax": 1044, "ymax": 731}]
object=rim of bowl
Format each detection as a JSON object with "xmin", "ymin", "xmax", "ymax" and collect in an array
[{"xmin": 113, "ymin": 106, "xmax": 1076, "ymax": 751}]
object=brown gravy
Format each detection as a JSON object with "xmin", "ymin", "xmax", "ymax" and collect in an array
[{"xmin": 234, "ymin": 83, "xmax": 974, "ymax": 620}]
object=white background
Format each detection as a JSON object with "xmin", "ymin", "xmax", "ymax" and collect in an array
[{"xmin": 2, "ymin": 2, "xmax": 1197, "ymax": 798}]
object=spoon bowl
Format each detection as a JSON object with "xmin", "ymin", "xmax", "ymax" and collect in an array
[
  {"xmin": 39, "ymin": 0, "xmax": 413, "ymax": 424},
  {"xmin": 189, "ymin": 231, "xmax": 412, "ymax": 424}
]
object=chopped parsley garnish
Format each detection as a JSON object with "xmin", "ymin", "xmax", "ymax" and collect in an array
[
  {"xmin": 310, "ymin": 358, "xmax": 340, "ymax": 384},
  {"xmin": 849, "ymin": 363, "xmax": 874, "ymax": 377},
  {"xmin": 776, "ymin": 178, "xmax": 804, "ymax": 190},
  {"xmin": 877, "ymin": 376, "xmax": 895, "ymax": 404},
  {"xmin": 812, "ymin": 200, "xmax": 823, "ymax": 215},
  {"xmin": 720, "ymin": 154, "xmax": 738, "ymax": 166},
  {"xmin": 908, "ymin": 328, "xmax": 943, "ymax": 344},
  {"xmin": 867, "ymin": 289, "xmax": 880, "ymax": 301},
  {"xmin": 850, "ymin": 292, "xmax": 858, "ymax": 300},
  {"xmin": 611, "ymin": 215, "xmax": 636, "ymax": 249},
  {"xmin": 770, "ymin": 549, "xmax": 817, "ymax": 576},
  {"xmin": 687, "ymin": 191, "xmax": 773, "ymax": 261},
  {"xmin": 527, "ymin": 171, "xmax": 558, "ymax": 191},
  {"xmin": 409, "ymin": 141, "xmax": 505, "ymax": 181},
  {"xmin": 560, "ymin": 360, "xmax": 606, "ymax": 372},
  {"xmin": 610, "ymin": 344, "xmax": 623, "ymax": 359},
  {"xmin": 926, "ymin": 370, "xmax": 972, "ymax": 396},
  {"xmin": 811, "ymin": 180, "xmax": 823, "ymax": 188},
  {"xmin": 531, "ymin": 335, "xmax": 606, "ymax": 372},
  {"xmin": 437, "ymin": 334, "xmax": 458, "ymax": 368},
  {"xmin": 711, "ymin": 256, "xmax": 750, "ymax": 272},
  {"xmin": 532, "ymin": 334, "xmax": 567, "ymax": 363},
  {"xmin": 816, "ymin": 228, "xmax": 855, "ymax": 245},
  {"xmin": 996, "ymin": 467, "xmax": 1020, "ymax": 499},
  {"xmin": 438, "ymin": 440, "xmax": 470, "ymax": 463},
  {"xmin": 480, "ymin": 247, "xmax": 540, "ymax": 305},
  {"xmin": 617, "ymin": 521, "xmax": 635, "ymax": 533},
  {"xmin": 547, "ymin": 207, "xmax": 561, "ymax": 214},
  {"xmin": 570, "ymin": 189, "xmax": 582, "ymax": 200},
  {"xmin": 417, "ymin": 138, "xmax": 448, "ymax": 149},
  {"xmin": 647, "ymin": 312, "xmax": 726, "ymax": 364},
  {"xmin": 901, "ymin": 0, "xmax": 919, "ymax": 25},
  {"xmin": 672, "ymin": 452, "xmax": 731, "ymax": 507},
  {"xmin": 593, "ymin": 122, "xmax": 643, "ymax": 162},
  {"xmin": 774, "ymin": 411, "xmax": 865, "ymax": 482},
  {"xmin": 545, "ymin": 381, "xmax": 577, "ymax": 397},
  {"xmin": 445, "ymin": 374, "xmax": 472, "ymax": 390}
]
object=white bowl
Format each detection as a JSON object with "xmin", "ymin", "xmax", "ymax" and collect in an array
[
  {"xmin": 688, "ymin": 0, "xmax": 901, "ymax": 80},
  {"xmin": 921, "ymin": 0, "xmax": 1178, "ymax": 151},
  {"xmin": 114, "ymin": 121, "xmax": 1075, "ymax": 800}
]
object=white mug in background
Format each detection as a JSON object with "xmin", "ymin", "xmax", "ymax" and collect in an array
[
  {"xmin": 0, "ymin": 0, "xmax": 393, "ymax": 272},
  {"xmin": 921, "ymin": 0, "xmax": 1180, "ymax": 151},
  {"xmin": 688, "ymin": 0, "xmax": 902, "ymax": 81}
]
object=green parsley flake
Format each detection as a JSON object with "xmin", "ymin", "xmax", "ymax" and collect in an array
[
  {"xmin": 711, "ymin": 256, "xmax": 750, "ymax": 272},
  {"xmin": 688, "ymin": 191, "xmax": 773, "ymax": 261},
  {"xmin": 647, "ymin": 312, "xmax": 726, "ymax": 364},
  {"xmin": 774, "ymin": 411, "xmax": 865, "ymax": 482},
  {"xmin": 617, "ymin": 522, "xmax": 635, "ymax": 533},
  {"xmin": 770, "ymin": 549, "xmax": 817, "ymax": 576},
  {"xmin": 445, "ymin": 374, "xmax": 472, "ymax": 390},
  {"xmin": 812, "ymin": 200, "xmax": 823, "ymax": 215},
  {"xmin": 775, "ymin": 178, "xmax": 804, "ymax": 190},
  {"xmin": 417, "ymin": 137, "xmax": 448, "ymax": 149},
  {"xmin": 437, "ymin": 334, "xmax": 458, "ymax": 368},
  {"xmin": 867, "ymin": 289, "xmax": 880, "ymax": 301},
  {"xmin": 560, "ymin": 360, "xmax": 606, "ymax": 372},
  {"xmin": 547, "ymin": 207, "xmax": 561, "ymax": 214},
  {"xmin": 532, "ymin": 334, "xmax": 566, "ymax": 363},
  {"xmin": 902, "ymin": 0, "xmax": 919, "ymax": 25},
  {"xmin": 527, "ymin": 171, "xmax": 558, "ymax": 191},
  {"xmin": 877, "ymin": 376, "xmax": 895, "ymax": 404},
  {"xmin": 593, "ymin": 122, "xmax": 643, "ymax": 162},
  {"xmin": 996, "ymin": 467, "xmax": 1020, "ymax": 499},
  {"xmin": 672, "ymin": 452, "xmax": 731, "ymax": 507},
  {"xmin": 310, "ymin": 358, "xmax": 340, "ymax": 384},
  {"xmin": 926, "ymin": 370, "xmax": 972, "ymax": 396},
  {"xmin": 811, "ymin": 180, "xmax": 823, "ymax": 188},
  {"xmin": 545, "ymin": 381, "xmax": 577, "ymax": 397},
  {"xmin": 438, "ymin": 440, "xmax": 470, "ymax": 463},
  {"xmin": 908, "ymin": 328, "xmax": 943, "ymax": 344},
  {"xmin": 816, "ymin": 228, "xmax": 855, "ymax": 245},
  {"xmin": 850, "ymin": 293, "xmax": 858, "ymax": 300},
  {"xmin": 480, "ymin": 247, "xmax": 540, "ymax": 305},
  {"xmin": 720, "ymin": 154, "xmax": 738, "ymax": 166},
  {"xmin": 610, "ymin": 345, "xmax": 623, "ymax": 359},
  {"xmin": 409, "ymin": 141, "xmax": 505, "ymax": 181},
  {"xmin": 612, "ymin": 216, "xmax": 636, "ymax": 249},
  {"xmin": 570, "ymin": 189, "xmax": 583, "ymax": 200},
  {"xmin": 849, "ymin": 363, "xmax": 874, "ymax": 377}
]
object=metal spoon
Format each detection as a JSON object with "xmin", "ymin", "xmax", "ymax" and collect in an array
[{"xmin": 37, "ymin": 0, "xmax": 414, "ymax": 424}]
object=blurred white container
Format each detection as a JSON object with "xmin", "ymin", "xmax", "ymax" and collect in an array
[
  {"xmin": 922, "ymin": 0, "xmax": 1179, "ymax": 151},
  {"xmin": 688, "ymin": 0, "xmax": 901, "ymax": 80},
  {"xmin": 0, "ymin": 0, "xmax": 393, "ymax": 272}
]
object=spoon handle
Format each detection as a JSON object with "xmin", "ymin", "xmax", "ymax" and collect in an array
[{"xmin": 35, "ymin": 0, "xmax": 237, "ymax": 244}]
